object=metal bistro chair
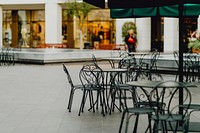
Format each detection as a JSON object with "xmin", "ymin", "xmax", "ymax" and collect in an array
[
  {"xmin": 63, "ymin": 64, "xmax": 84, "ymax": 112},
  {"xmin": 135, "ymin": 51, "xmax": 163, "ymax": 81},
  {"xmin": 0, "ymin": 47, "xmax": 14, "ymax": 66},
  {"xmin": 174, "ymin": 52, "xmax": 198, "ymax": 82},
  {"xmin": 78, "ymin": 63, "xmax": 107, "ymax": 116},
  {"xmin": 111, "ymin": 72, "xmax": 155, "ymax": 133},
  {"xmin": 151, "ymin": 81, "xmax": 192, "ymax": 133}
]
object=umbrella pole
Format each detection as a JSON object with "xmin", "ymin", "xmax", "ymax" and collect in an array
[{"xmin": 178, "ymin": 2, "xmax": 184, "ymax": 124}]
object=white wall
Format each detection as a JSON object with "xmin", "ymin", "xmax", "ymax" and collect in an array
[
  {"xmin": 45, "ymin": 3, "xmax": 62, "ymax": 44},
  {"xmin": 198, "ymin": 16, "xmax": 200, "ymax": 33},
  {"xmin": 0, "ymin": 0, "xmax": 46, "ymax": 4},
  {"xmin": 0, "ymin": 6, "xmax": 2, "ymax": 48},
  {"xmin": 136, "ymin": 18, "xmax": 151, "ymax": 51},
  {"xmin": 164, "ymin": 18, "xmax": 179, "ymax": 52}
]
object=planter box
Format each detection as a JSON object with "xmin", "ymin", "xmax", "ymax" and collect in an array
[{"xmin": 192, "ymin": 48, "xmax": 200, "ymax": 53}]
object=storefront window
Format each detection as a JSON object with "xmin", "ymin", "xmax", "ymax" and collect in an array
[
  {"xmin": 3, "ymin": 10, "xmax": 45, "ymax": 48},
  {"xmin": 18, "ymin": 11, "xmax": 31, "ymax": 48},
  {"xmin": 87, "ymin": 9, "xmax": 114, "ymax": 47},
  {"xmin": 31, "ymin": 10, "xmax": 45, "ymax": 48},
  {"xmin": 3, "ymin": 11, "xmax": 12, "ymax": 47},
  {"xmin": 62, "ymin": 10, "xmax": 70, "ymax": 47}
]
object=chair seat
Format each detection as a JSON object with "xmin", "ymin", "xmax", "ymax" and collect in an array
[
  {"xmin": 84, "ymin": 85, "xmax": 105, "ymax": 91},
  {"xmin": 136, "ymin": 101, "xmax": 165, "ymax": 108},
  {"xmin": 74, "ymin": 85, "xmax": 84, "ymax": 88},
  {"xmin": 74, "ymin": 85, "xmax": 84, "ymax": 91},
  {"xmin": 127, "ymin": 107, "xmax": 154, "ymax": 114},
  {"xmin": 180, "ymin": 104, "xmax": 200, "ymax": 110},
  {"xmin": 151, "ymin": 114, "xmax": 188, "ymax": 122},
  {"xmin": 118, "ymin": 84, "xmax": 132, "ymax": 90}
]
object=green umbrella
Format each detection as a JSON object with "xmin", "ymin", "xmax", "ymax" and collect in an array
[
  {"xmin": 111, "ymin": 4, "xmax": 200, "ymax": 18},
  {"xmin": 110, "ymin": 7, "xmax": 158, "ymax": 18}
]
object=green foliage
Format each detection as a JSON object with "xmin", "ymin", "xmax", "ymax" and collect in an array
[
  {"xmin": 122, "ymin": 21, "xmax": 137, "ymax": 41},
  {"xmin": 66, "ymin": 1, "xmax": 93, "ymax": 21},
  {"xmin": 188, "ymin": 39, "xmax": 200, "ymax": 50}
]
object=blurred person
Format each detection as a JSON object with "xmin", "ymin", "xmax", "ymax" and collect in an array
[{"xmin": 125, "ymin": 29, "xmax": 137, "ymax": 52}]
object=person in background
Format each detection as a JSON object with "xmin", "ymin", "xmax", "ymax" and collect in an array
[
  {"xmin": 98, "ymin": 26, "xmax": 104, "ymax": 44},
  {"xmin": 125, "ymin": 29, "xmax": 137, "ymax": 52}
]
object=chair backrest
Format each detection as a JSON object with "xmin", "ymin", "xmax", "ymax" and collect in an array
[
  {"xmin": 63, "ymin": 64, "xmax": 74, "ymax": 88},
  {"xmin": 79, "ymin": 63, "xmax": 104, "ymax": 90},
  {"xmin": 118, "ymin": 56, "xmax": 137, "ymax": 69},
  {"xmin": 119, "ymin": 51, "xmax": 129, "ymax": 58},
  {"xmin": 149, "ymin": 51, "xmax": 160, "ymax": 70},
  {"xmin": 151, "ymin": 81, "xmax": 191, "ymax": 121},
  {"xmin": 173, "ymin": 51, "xmax": 179, "ymax": 67},
  {"xmin": 111, "ymin": 71, "xmax": 131, "ymax": 109},
  {"xmin": 92, "ymin": 54, "xmax": 98, "ymax": 67}
]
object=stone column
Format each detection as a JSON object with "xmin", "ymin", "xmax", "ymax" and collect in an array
[
  {"xmin": 0, "ymin": 6, "xmax": 2, "ymax": 48},
  {"xmin": 198, "ymin": 16, "xmax": 200, "ymax": 33},
  {"xmin": 164, "ymin": 18, "xmax": 179, "ymax": 53},
  {"xmin": 136, "ymin": 18, "xmax": 151, "ymax": 52},
  {"xmin": 45, "ymin": 2, "xmax": 62, "ymax": 45}
]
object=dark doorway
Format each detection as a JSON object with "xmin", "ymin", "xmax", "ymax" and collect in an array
[{"xmin": 151, "ymin": 17, "xmax": 163, "ymax": 52}]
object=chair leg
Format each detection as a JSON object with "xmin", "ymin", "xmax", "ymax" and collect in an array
[
  {"xmin": 88, "ymin": 91, "xmax": 95, "ymax": 113},
  {"xmin": 99, "ymin": 91, "xmax": 105, "ymax": 116},
  {"xmin": 67, "ymin": 89, "xmax": 74, "ymax": 112},
  {"xmin": 78, "ymin": 90, "xmax": 88, "ymax": 116},
  {"xmin": 133, "ymin": 114, "xmax": 139, "ymax": 133},
  {"xmin": 118, "ymin": 111, "xmax": 127, "ymax": 133},
  {"xmin": 124, "ymin": 112, "xmax": 130, "ymax": 133}
]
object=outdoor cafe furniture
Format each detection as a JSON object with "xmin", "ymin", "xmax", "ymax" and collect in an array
[
  {"xmin": 174, "ymin": 51, "xmax": 200, "ymax": 82},
  {"xmin": 63, "ymin": 64, "xmax": 84, "ymax": 112},
  {"xmin": 0, "ymin": 47, "xmax": 15, "ymax": 66},
  {"xmin": 125, "ymin": 80, "xmax": 196, "ymax": 133},
  {"xmin": 119, "ymin": 80, "xmax": 162, "ymax": 133},
  {"xmin": 101, "ymin": 57, "xmax": 124, "ymax": 68},
  {"xmin": 87, "ymin": 66, "xmax": 129, "ymax": 114},
  {"xmin": 78, "ymin": 63, "xmax": 107, "ymax": 116},
  {"xmin": 130, "ymin": 51, "xmax": 163, "ymax": 81}
]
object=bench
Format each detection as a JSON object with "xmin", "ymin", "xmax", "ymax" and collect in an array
[
  {"xmin": 95, "ymin": 44, "xmax": 127, "ymax": 50},
  {"xmin": 37, "ymin": 43, "xmax": 68, "ymax": 48}
]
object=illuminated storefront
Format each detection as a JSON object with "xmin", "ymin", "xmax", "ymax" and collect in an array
[
  {"xmin": 0, "ymin": 1, "xmax": 199, "ymax": 53},
  {"xmin": 3, "ymin": 10, "xmax": 45, "ymax": 48},
  {"xmin": 2, "ymin": 8, "xmax": 115, "ymax": 49}
]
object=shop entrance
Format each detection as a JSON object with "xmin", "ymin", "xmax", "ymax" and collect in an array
[{"xmin": 88, "ymin": 21, "xmax": 113, "ymax": 48}]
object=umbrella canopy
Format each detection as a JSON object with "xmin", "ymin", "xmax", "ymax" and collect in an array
[
  {"xmin": 83, "ymin": 0, "xmax": 200, "ymax": 9},
  {"xmin": 111, "ymin": 4, "xmax": 200, "ymax": 18},
  {"xmin": 110, "ymin": 7, "xmax": 158, "ymax": 18}
]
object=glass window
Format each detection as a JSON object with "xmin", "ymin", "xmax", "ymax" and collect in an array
[
  {"xmin": 3, "ymin": 11, "xmax": 12, "ymax": 47},
  {"xmin": 2, "ymin": 10, "xmax": 45, "ymax": 48}
]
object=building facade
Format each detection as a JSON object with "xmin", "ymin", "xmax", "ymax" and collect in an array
[{"xmin": 0, "ymin": 0, "xmax": 199, "ymax": 53}]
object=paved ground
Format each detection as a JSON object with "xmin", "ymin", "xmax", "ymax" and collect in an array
[{"xmin": 0, "ymin": 62, "xmax": 200, "ymax": 133}]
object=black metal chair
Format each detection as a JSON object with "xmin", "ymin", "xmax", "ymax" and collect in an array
[
  {"xmin": 63, "ymin": 64, "xmax": 84, "ymax": 112},
  {"xmin": 78, "ymin": 63, "xmax": 107, "ymax": 116},
  {"xmin": 174, "ymin": 52, "xmax": 199, "ymax": 82},
  {"xmin": 92, "ymin": 54, "xmax": 99, "ymax": 67},
  {"xmin": 135, "ymin": 51, "xmax": 163, "ymax": 81},
  {"xmin": 111, "ymin": 72, "xmax": 154, "ymax": 133},
  {"xmin": 151, "ymin": 81, "xmax": 191, "ymax": 133}
]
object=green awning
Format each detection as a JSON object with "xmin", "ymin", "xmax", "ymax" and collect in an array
[
  {"xmin": 111, "ymin": 4, "xmax": 200, "ymax": 18},
  {"xmin": 111, "ymin": 7, "xmax": 158, "ymax": 18},
  {"xmin": 160, "ymin": 4, "xmax": 200, "ymax": 17}
]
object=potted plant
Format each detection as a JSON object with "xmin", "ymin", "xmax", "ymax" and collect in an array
[
  {"xmin": 188, "ymin": 30, "xmax": 200, "ymax": 53},
  {"xmin": 122, "ymin": 21, "xmax": 137, "ymax": 40}
]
